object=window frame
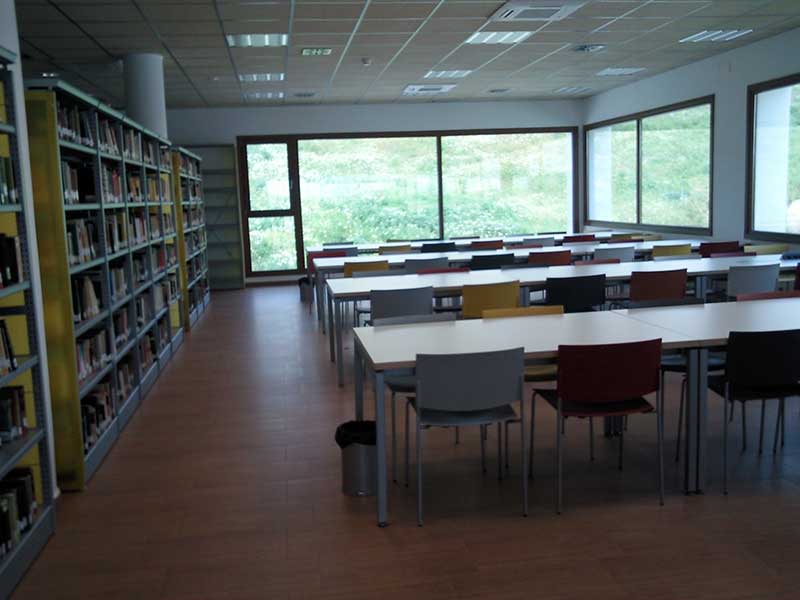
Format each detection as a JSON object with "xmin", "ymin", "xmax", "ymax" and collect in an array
[
  {"xmin": 583, "ymin": 95, "xmax": 715, "ymax": 236},
  {"xmin": 745, "ymin": 72, "xmax": 800, "ymax": 243},
  {"xmin": 237, "ymin": 127, "xmax": 579, "ymax": 277}
]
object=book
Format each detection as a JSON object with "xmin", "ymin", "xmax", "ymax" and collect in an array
[
  {"xmin": 0, "ymin": 320, "xmax": 17, "ymax": 374},
  {"xmin": 146, "ymin": 176, "xmax": 158, "ymax": 202},
  {"xmin": 76, "ymin": 329, "xmax": 110, "ymax": 384},
  {"xmin": 0, "ymin": 468, "xmax": 37, "ymax": 534},
  {"xmin": 0, "ymin": 155, "xmax": 18, "ymax": 205},
  {"xmin": 98, "ymin": 120, "xmax": 119, "ymax": 155},
  {"xmin": 70, "ymin": 275, "xmax": 101, "ymax": 322},
  {"xmin": 109, "ymin": 265, "xmax": 128, "ymax": 302},
  {"xmin": 127, "ymin": 174, "xmax": 143, "ymax": 203},
  {"xmin": 0, "ymin": 234, "xmax": 23, "ymax": 286},
  {"xmin": 65, "ymin": 219, "xmax": 98, "ymax": 265},
  {"xmin": 123, "ymin": 129, "xmax": 141, "ymax": 162},
  {"xmin": 116, "ymin": 361, "xmax": 134, "ymax": 403},
  {"xmin": 0, "ymin": 386, "xmax": 26, "ymax": 443},
  {"xmin": 139, "ymin": 332, "xmax": 155, "ymax": 372},
  {"xmin": 113, "ymin": 309, "xmax": 129, "ymax": 346},
  {"xmin": 143, "ymin": 140, "xmax": 156, "ymax": 166},
  {"xmin": 100, "ymin": 164, "xmax": 122, "ymax": 204},
  {"xmin": 129, "ymin": 210, "xmax": 147, "ymax": 246},
  {"xmin": 81, "ymin": 381, "xmax": 113, "ymax": 452}
]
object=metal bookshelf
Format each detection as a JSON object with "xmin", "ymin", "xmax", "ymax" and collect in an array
[
  {"xmin": 25, "ymin": 79, "xmax": 184, "ymax": 491},
  {"xmin": 0, "ymin": 48, "xmax": 56, "ymax": 600},
  {"xmin": 172, "ymin": 147, "xmax": 210, "ymax": 329}
]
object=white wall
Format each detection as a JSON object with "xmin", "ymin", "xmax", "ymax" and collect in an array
[{"xmin": 584, "ymin": 26, "xmax": 800, "ymax": 242}]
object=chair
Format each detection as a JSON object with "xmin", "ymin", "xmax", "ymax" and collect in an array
[
  {"xmin": 462, "ymin": 281, "xmax": 520, "ymax": 319},
  {"xmin": 736, "ymin": 290, "xmax": 800, "ymax": 301},
  {"xmin": 528, "ymin": 250, "xmax": 571, "ymax": 267},
  {"xmin": 343, "ymin": 260, "xmax": 389, "ymax": 278},
  {"xmin": 481, "ymin": 305, "xmax": 563, "ymax": 320},
  {"xmin": 526, "ymin": 236, "xmax": 555, "ymax": 247},
  {"xmin": 562, "ymin": 234, "xmax": 595, "ymax": 243},
  {"xmin": 713, "ymin": 329, "xmax": 800, "ymax": 493},
  {"xmin": 352, "ymin": 268, "xmax": 405, "ymax": 278},
  {"xmin": 469, "ymin": 253, "xmax": 515, "ymax": 271},
  {"xmin": 575, "ymin": 258, "xmax": 620, "ymax": 266},
  {"xmin": 725, "ymin": 263, "xmax": 779, "ymax": 298},
  {"xmin": 653, "ymin": 254, "xmax": 699, "ymax": 261},
  {"xmin": 629, "ymin": 269, "xmax": 688, "ymax": 302},
  {"xmin": 409, "ymin": 347, "xmax": 527, "ymax": 524},
  {"xmin": 421, "ymin": 241, "xmax": 456, "ymax": 253},
  {"xmin": 370, "ymin": 287, "xmax": 434, "ymax": 321},
  {"xmin": 709, "ymin": 251, "xmax": 755, "ymax": 258},
  {"xmin": 533, "ymin": 339, "xmax": 664, "ymax": 513},
  {"xmin": 545, "ymin": 274, "xmax": 606, "ymax": 313},
  {"xmin": 379, "ymin": 244, "xmax": 412, "ymax": 255},
  {"xmin": 607, "ymin": 237, "xmax": 644, "ymax": 244},
  {"xmin": 470, "ymin": 240, "xmax": 503, "ymax": 250},
  {"xmin": 699, "ymin": 241, "xmax": 740, "ymax": 258},
  {"xmin": 508, "ymin": 242, "xmax": 543, "ymax": 250},
  {"xmin": 595, "ymin": 245, "xmax": 635, "ymax": 263},
  {"xmin": 743, "ymin": 243, "xmax": 790, "ymax": 255},
  {"xmin": 652, "ymin": 244, "xmax": 692, "ymax": 258},
  {"xmin": 404, "ymin": 257, "xmax": 449, "ymax": 273},
  {"xmin": 609, "ymin": 233, "xmax": 643, "ymax": 242}
]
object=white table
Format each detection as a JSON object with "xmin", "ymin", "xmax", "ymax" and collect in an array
[
  {"xmin": 327, "ymin": 255, "xmax": 797, "ymax": 385},
  {"xmin": 352, "ymin": 297, "xmax": 800, "ymax": 527}
]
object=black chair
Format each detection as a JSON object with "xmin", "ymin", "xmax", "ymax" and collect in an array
[
  {"xmin": 714, "ymin": 329, "xmax": 800, "ymax": 494},
  {"xmin": 421, "ymin": 241, "xmax": 456, "ymax": 253},
  {"xmin": 470, "ymin": 253, "xmax": 515, "ymax": 271},
  {"xmin": 544, "ymin": 274, "xmax": 606, "ymax": 313}
]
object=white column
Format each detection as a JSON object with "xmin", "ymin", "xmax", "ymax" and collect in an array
[{"xmin": 123, "ymin": 53, "xmax": 168, "ymax": 137}]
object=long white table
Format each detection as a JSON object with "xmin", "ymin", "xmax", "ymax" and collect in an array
[
  {"xmin": 352, "ymin": 297, "xmax": 800, "ymax": 527},
  {"xmin": 327, "ymin": 254, "xmax": 797, "ymax": 385}
]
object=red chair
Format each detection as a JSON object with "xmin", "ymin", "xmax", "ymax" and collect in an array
[
  {"xmin": 562, "ymin": 234, "xmax": 596, "ymax": 244},
  {"xmin": 699, "ymin": 241, "xmax": 740, "ymax": 258},
  {"xmin": 736, "ymin": 290, "xmax": 800, "ymax": 301},
  {"xmin": 532, "ymin": 339, "xmax": 664, "ymax": 512},
  {"xmin": 470, "ymin": 240, "xmax": 504, "ymax": 250},
  {"xmin": 575, "ymin": 258, "xmax": 620, "ymax": 266},
  {"xmin": 417, "ymin": 267, "xmax": 469, "ymax": 275},
  {"xmin": 709, "ymin": 251, "xmax": 755, "ymax": 258},
  {"xmin": 528, "ymin": 250, "xmax": 572, "ymax": 267},
  {"xmin": 629, "ymin": 269, "xmax": 688, "ymax": 302}
]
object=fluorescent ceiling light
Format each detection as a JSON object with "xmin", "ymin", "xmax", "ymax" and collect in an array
[
  {"xmin": 226, "ymin": 34, "xmax": 288, "ymax": 47},
  {"xmin": 245, "ymin": 91, "xmax": 284, "ymax": 100},
  {"xmin": 302, "ymin": 47, "xmax": 332, "ymax": 56},
  {"xmin": 41, "ymin": 72, "xmax": 59, "ymax": 78},
  {"xmin": 491, "ymin": 1, "xmax": 587, "ymax": 22},
  {"xmin": 239, "ymin": 73, "xmax": 285, "ymax": 82},
  {"xmin": 596, "ymin": 67, "xmax": 646, "ymax": 76},
  {"xmin": 679, "ymin": 29, "xmax": 753, "ymax": 43},
  {"xmin": 465, "ymin": 31, "xmax": 533, "ymax": 44},
  {"xmin": 424, "ymin": 70, "xmax": 472, "ymax": 79},
  {"xmin": 555, "ymin": 86, "xmax": 591, "ymax": 95},
  {"xmin": 403, "ymin": 84, "xmax": 456, "ymax": 96}
]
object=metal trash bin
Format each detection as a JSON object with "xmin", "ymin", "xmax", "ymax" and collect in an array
[
  {"xmin": 335, "ymin": 421, "xmax": 376, "ymax": 497},
  {"xmin": 298, "ymin": 276, "xmax": 312, "ymax": 303}
]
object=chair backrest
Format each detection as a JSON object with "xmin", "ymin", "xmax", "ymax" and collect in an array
[
  {"xmin": 699, "ymin": 240, "xmax": 740, "ymax": 258},
  {"xmin": 651, "ymin": 243, "xmax": 692, "ymax": 258},
  {"xmin": 372, "ymin": 312, "xmax": 456, "ymax": 327},
  {"xmin": 416, "ymin": 348, "xmax": 524, "ymax": 412},
  {"xmin": 526, "ymin": 236, "xmax": 555, "ymax": 247},
  {"xmin": 353, "ymin": 268, "xmax": 405, "ymax": 278},
  {"xmin": 378, "ymin": 244, "xmax": 412, "ymax": 255},
  {"xmin": 557, "ymin": 339, "xmax": 662, "ymax": 403},
  {"xmin": 575, "ymin": 258, "xmax": 620, "ymax": 266},
  {"xmin": 607, "ymin": 237, "xmax": 644, "ymax": 244},
  {"xmin": 736, "ymin": 290, "xmax": 800, "ymax": 302},
  {"xmin": 470, "ymin": 240, "xmax": 503, "ymax": 250},
  {"xmin": 563, "ymin": 234, "xmax": 595, "ymax": 243},
  {"xmin": 640, "ymin": 234, "xmax": 662, "ymax": 241},
  {"xmin": 417, "ymin": 267, "xmax": 469, "ymax": 275},
  {"xmin": 343, "ymin": 260, "xmax": 389, "ymax": 278},
  {"xmin": 726, "ymin": 263, "xmax": 780, "ymax": 297},
  {"xmin": 545, "ymin": 274, "xmax": 606, "ymax": 313},
  {"xmin": 370, "ymin": 286, "xmax": 434, "ymax": 321},
  {"xmin": 528, "ymin": 249, "xmax": 572, "ymax": 266},
  {"xmin": 743, "ymin": 243, "xmax": 790, "ymax": 256},
  {"xmin": 421, "ymin": 241, "xmax": 456, "ymax": 253},
  {"xmin": 594, "ymin": 245, "xmax": 635, "ymax": 263},
  {"xmin": 653, "ymin": 254, "xmax": 699, "ymax": 261},
  {"xmin": 628, "ymin": 296, "xmax": 704, "ymax": 309},
  {"xmin": 629, "ymin": 269, "xmax": 688, "ymax": 302},
  {"xmin": 462, "ymin": 281, "xmax": 520, "ymax": 319},
  {"xmin": 482, "ymin": 305, "xmax": 564, "ymax": 319},
  {"xmin": 404, "ymin": 256, "xmax": 449, "ymax": 273},
  {"xmin": 710, "ymin": 251, "xmax": 755, "ymax": 258},
  {"xmin": 469, "ymin": 253, "xmax": 515, "ymax": 271},
  {"xmin": 307, "ymin": 250, "xmax": 346, "ymax": 274},
  {"xmin": 508, "ymin": 242, "xmax": 542, "ymax": 250},
  {"xmin": 609, "ymin": 233, "xmax": 642, "ymax": 242},
  {"xmin": 726, "ymin": 330, "xmax": 800, "ymax": 389}
]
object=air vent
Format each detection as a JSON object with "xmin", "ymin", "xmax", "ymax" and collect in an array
[
  {"xmin": 555, "ymin": 86, "xmax": 591, "ymax": 95},
  {"xmin": 680, "ymin": 29, "xmax": 753, "ymax": 43},
  {"xmin": 403, "ymin": 84, "xmax": 456, "ymax": 96},
  {"xmin": 596, "ymin": 67, "xmax": 646, "ymax": 77},
  {"xmin": 245, "ymin": 91, "xmax": 284, "ymax": 100},
  {"xmin": 465, "ymin": 31, "xmax": 533, "ymax": 44},
  {"xmin": 424, "ymin": 70, "xmax": 472, "ymax": 79},
  {"xmin": 490, "ymin": 1, "xmax": 587, "ymax": 22}
]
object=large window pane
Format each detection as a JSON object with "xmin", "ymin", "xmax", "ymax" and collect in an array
[
  {"xmin": 753, "ymin": 82, "xmax": 800, "ymax": 234},
  {"xmin": 587, "ymin": 121, "xmax": 637, "ymax": 223},
  {"xmin": 441, "ymin": 133, "xmax": 573, "ymax": 237},
  {"xmin": 298, "ymin": 137, "xmax": 439, "ymax": 248},
  {"xmin": 641, "ymin": 104, "xmax": 711, "ymax": 227},
  {"xmin": 248, "ymin": 217, "xmax": 297, "ymax": 271},
  {"xmin": 246, "ymin": 144, "xmax": 291, "ymax": 210}
]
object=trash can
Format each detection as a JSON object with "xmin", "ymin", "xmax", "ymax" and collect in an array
[
  {"xmin": 298, "ymin": 276, "xmax": 313, "ymax": 303},
  {"xmin": 335, "ymin": 420, "xmax": 376, "ymax": 497}
]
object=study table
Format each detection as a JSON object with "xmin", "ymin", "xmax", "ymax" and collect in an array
[
  {"xmin": 351, "ymin": 297, "xmax": 800, "ymax": 527},
  {"xmin": 327, "ymin": 254, "xmax": 797, "ymax": 385}
]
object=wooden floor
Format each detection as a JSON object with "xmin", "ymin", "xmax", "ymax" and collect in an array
[{"xmin": 13, "ymin": 287, "xmax": 800, "ymax": 599}]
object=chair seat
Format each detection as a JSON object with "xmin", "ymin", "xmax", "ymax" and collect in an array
[
  {"xmin": 386, "ymin": 374, "xmax": 416, "ymax": 393},
  {"xmin": 408, "ymin": 399, "xmax": 517, "ymax": 427},
  {"xmin": 708, "ymin": 375, "xmax": 800, "ymax": 402},
  {"xmin": 536, "ymin": 388, "xmax": 654, "ymax": 418},
  {"xmin": 660, "ymin": 351, "xmax": 726, "ymax": 373},
  {"xmin": 525, "ymin": 363, "xmax": 557, "ymax": 382}
]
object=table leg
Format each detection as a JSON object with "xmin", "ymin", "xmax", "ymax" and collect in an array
[
  {"xmin": 694, "ymin": 275, "xmax": 708, "ymax": 299},
  {"xmin": 520, "ymin": 286, "xmax": 530, "ymax": 307},
  {"xmin": 336, "ymin": 299, "xmax": 345, "ymax": 387},
  {"xmin": 328, "ymin": 290, "xmax": 335, "ymax": 362},
  {"xmin": 315, "ymin": 273, "xmax": 323, "ymax": 325},
  {"xmin": 354, "ymin": 343, "xmax": 364, "ymax": 420},
  {"xmin": 375, "ymin": 370, "xmax": 388, "ymax": 527},
  {"xmin": 684, "ymin": 347, "xmax": 709, "ymax": 493}
]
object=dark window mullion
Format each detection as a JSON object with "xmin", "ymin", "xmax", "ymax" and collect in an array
[
  {"xmin": 436, "ymin": 135, "xmax": 444, "ymax": 239},
  {"xmin": 636, "ymin": 119, "xmax": 643, "ymax": 225}
]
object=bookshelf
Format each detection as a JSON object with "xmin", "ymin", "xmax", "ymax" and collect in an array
[
  {"xmin": 0, "ymin": 48, "xmax": 56, "ymax": 599},
  {"xmin": 25, "ymin": 79, "xmax": 184, "ymax": 491},
  {"xmin": 172, "ymin": 147, "xmax": 210, "ymax": 329}
]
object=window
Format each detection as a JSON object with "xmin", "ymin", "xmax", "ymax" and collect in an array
[
  {"xmin": 585, "ymin": 97, "xmax": 713, "ymax": 232},
  {"xmin": 749, "ymin": 75, "xmax": 800, "ymax": 238},
  {"xmin": 441, "ymin": 132, "xmax": 573, "ymax": 237}
]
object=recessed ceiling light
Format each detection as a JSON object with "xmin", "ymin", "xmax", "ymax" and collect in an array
[
  {"xmin": 403, "ymin": 84, "xmax": 456, "ymax": 96},
  {"xmin": 465, "ymin": 31, "xmax": 533, "ymax": 45},
  {"xmin": 555, "ymin": 86, "xmax": 591, "ymax": 95},
  {"xmin": 226, "ymin": 34, "xmax": 288, "ymax": 48},
  {"xmin": 596, "ymin": 67, "xmax": 646, "ymax": 77},
  {"xmin": 488, "ymin": 88, "xmax": 511, "ymax": 94},
  {"xmin": 424, "ymin": 70, "xmax": 472, "ymax": 79},
  {"xmin": 41, "ymin": 72, "xmax": 59, "ymax": 78},
  {"xmin": 679, "ymin": 29, "xmax": 753, "ymax": 43},
  {"xmin": 302, "ymin": 47, "xmax": 332, "ymax": 56},
  {"xmin": 491, "ymin": 1, "xmax": 587, "ymax": 22},
  {"xmin": 239, "ymin": 73, "xmax": 285, "ymax": 82},
  {"xmin": 574, "ymin": 44, "xmax": 605, "ymax": 53},
  {"xmin": 245, "ymin": 91, "xmax": 284, "ymax": 100}
]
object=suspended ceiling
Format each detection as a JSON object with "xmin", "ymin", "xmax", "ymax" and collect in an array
[{"xmin": 14, "ymin": 0, "xmax": 800, "ymax": 109}]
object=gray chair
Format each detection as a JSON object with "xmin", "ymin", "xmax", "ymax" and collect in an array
[
  {"xmin": 404, "ymin": 257, "xmax": 449, "ymax": 273},
  {"xmin": 408, "ymin": 347, "xmax": 527, "ymax": 524},
  {"xmin": 525, "ymin": 236, "xmax": 555, "ymax": 247},
  {"xmin": 726, "ymin": 263, "xmax": 779, "ymax": 298},
  {"xmin": 370, "ymin": 287, "xmax": 434, "ymax": 321},
  {"xmin": 595, "ymin": 245, "xmax": 635, "ymax": 263},
  {"xmin": 352, "ymin": 269, "xmax": 407, "ymax": 325}
]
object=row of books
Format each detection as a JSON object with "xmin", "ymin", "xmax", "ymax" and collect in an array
[
  {"xmin": 76, "ymin": 329, "xmax": 110, "ymax": 384},
  {"xmin": 123, "ymin": 129, "xmax": 141, "ymax": 162},
  {"xmin": 133, "ymin": 257, "xmax": 147, "ymax": 285},
  {"xmin": 117, "ymin": 360, "xmax": 135, "ymax": 404},
  {"xmin": 0, "ymin": 467, "xmax": 38, "ymax": 560},
  {"xmin": 110, "ymin": 266, "xmax": 127, "ymax": 302},
  {"xmin": 0, "ymin": 234, "xmax": 23, "ymax": 287},
  {"xmin": 0, "ymin": 387, "xmax": 26, "ymax": 446},
  {"xmin": 113, "ymin": 309, "xmax": 129, "ymax": 347},
  {"xmin": 127, "ymin": 174, "xmax": 143, "ymax": 203},
  {"xmin": 186, "ymin": 180, "xmax": 202, "ymax": 202},
  {"xmin": 186, "ymin": 229, "xmax": 207, "ymax": 254},
  {"xmin": 149, "ymin": 213, "xmax": 161, "ymax": 238},
  {"xmin": 159, "ymin": 148, "xmax": 171, "ymax": 170},
  {"xmin": 157, "ymin": 317, "xmax": 170, "ymax": 348},
  {"xmin": 129, "ymin": 212, "xmax": 148, "ymax": 246},
  {"xmin": 71, "ymin": 275, "xmax": 101, "ymax": 324},
  {"xmin": 163, "ymin": 212, "xmax": 175, "ymax": 235},
  {"xmin": 143, "ymin": 141, "xmax": 156, "ymax": 167},
  {"xmin": 183, "ymin": 205, "xmax": 206, "ymax": 228},
  {"xmin": 106, "ymin": 212, "xmax": 129, "ymax": 253},
  {"xmin": 187, "ymin": 255, "xmax": 206, "ymax": 283},
  {"xmin": 81, "ymin": 381, "xmax": 112, "ymax": 453},
  {"xmin": 0, "ymin": 155, "xmax": 18, "ymax": 205},
  {"xmin": 0, "ymin": 320, "xmax": 17, "ymax": 376},
  {"xmin": 98, "ymin": 120, "xmax": 120, "ymax": 156},
  {"xmin": 154, "ymin": 277, "xmax": 178, "ymax": 312},
  {"xmin": 66, "ymin": 219, "xmax": 98, "ymax": 266},
  {"xmin": 135, "ymin": 295, "xmax": 152, "ymax": 326},
  {"xmin": 160, "ymin": 175, "xmax": 172, "ymax": 202},
  {"xmin": 60, "ymin": 159, "xmax": 93, "ymax": 204},
  {"xmin": 56, "ymin": 101, "xmax": 93, "ymax": 147},
  {"xmin": 100, "ymin": 164, "xmax": 122, "ymax": 204},
  {"xmin": 139, "ymin": 332, "xmax": 155, "ymax": 373},
  {"xmin": 180, "ymin": 155, "xmax": 200, "ymax": 177},
  {"xmin": 154, "ymin": 244, "xmax": 177, "ymax": 273}
]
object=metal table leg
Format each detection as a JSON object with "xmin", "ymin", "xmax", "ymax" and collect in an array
[
  {"xmin": 327, "ymin": 289, "xmax": 335, "ymax": 362},
  {"xmin": 354, "ymin": 343, "xmax": 364, "ymax": 420},
  {"xmin": 315, "ymin": 273, "xmax": 324, "ymax": 325},
  {"xmin": 684, "ymin": 347, "xmax": 709, "ymax": 493},
  {"xmin": 694, "ymin": 275, "xmax": 708, "ymax": 299},
  {"xmin": 374, "ymin": 369, "xmax": 388, "ymax": 527},
  {"xmin": 336, "ymin": 298, "xmax": 345, "ymax": 387}
]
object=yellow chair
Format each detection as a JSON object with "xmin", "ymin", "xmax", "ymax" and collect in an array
[
  {"xmin": 343, "ymin": 260, "xmax": 389, "ymax": 277},
  {"xmin": 481, "ymin": 305, "xmax": 564, "ymax": 319},
  {"xmin": 639, "ymin": 234, "xmax": 663, "ymax": 242},
  {"xmin": 652, "ymin": 243, "xmax": 692, "ymax": 258},
  {"xmin": 379, "ymin": 244, "xmax": 413, "ymax": 255},
  {"xmin": 461, "ymin": 281, "xmax": 520, "ymax": 319},
  {"xmin": 743, "ymin": 243, "xmax": 789, "ymax": 256}
]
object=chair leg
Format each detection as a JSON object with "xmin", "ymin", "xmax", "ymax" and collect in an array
[
  {"xmin": 556, "ymin": 402, "xmax": 563, "ymax": 515},
  {"xmin": 455, "ymin": 426, "xmax": 460, "ymax": 445},
  {"xmin": 416, "ymin": 421, "xmax": 423, "ymax": 527},
  {"xmin": 758, "ymin": 399, "xmax": 766, "ymax": 455},
  {"xmin": 618, "ymin": 430, "xmax": 624, "ymax": 471},
  {"xmin": 675, "ymin": 377, "xmax": 686, "ymax": 463},
  {"xmin": 741, "ymin": 402, "xmax": 747, "ymax": 452},
  {"xmin": 391, "ymin": 392, "xmax": 397, "ymax": 483},
  {"xmin": 497, "ymin": 422, "xmax": 503, "ymax": 481},
  {"xmin": 729, "ymin": 398, "xmax": 735, "ymax": 422},
  {"xmin": 589, "ymin": 417, "xmax": 594, "ymax": 462},
  {"xmin": 504, "ymin": 421, "xmax": 510, "ymax": 471},
  {"xmin": 657, "ymin": 387, "xmax": 665, "ymax": 506},
  {"xmin": 404, "ymin": 401, "xmax": 410, "ymax": 487},
  {"xmin": 780, "ymin": 398, "xmax": 786, "ymax": 448},
  {"xmin": 773, "ymin": 399, "xmax": 781, "ymax": 455},
  {"xmin": 480, "ymin": 424, "xmax": 486, "ymax": 473},
  {"xmin": 723, "ymin": 383, "xmax": 729, "ymax": 495},
  {"xmin": 529, "ymin": 393, "xmax": 537, "ymax": 479},
  {"xmin": 623, "ymin": 415, "xmax": 628, "ymax": 432}
]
